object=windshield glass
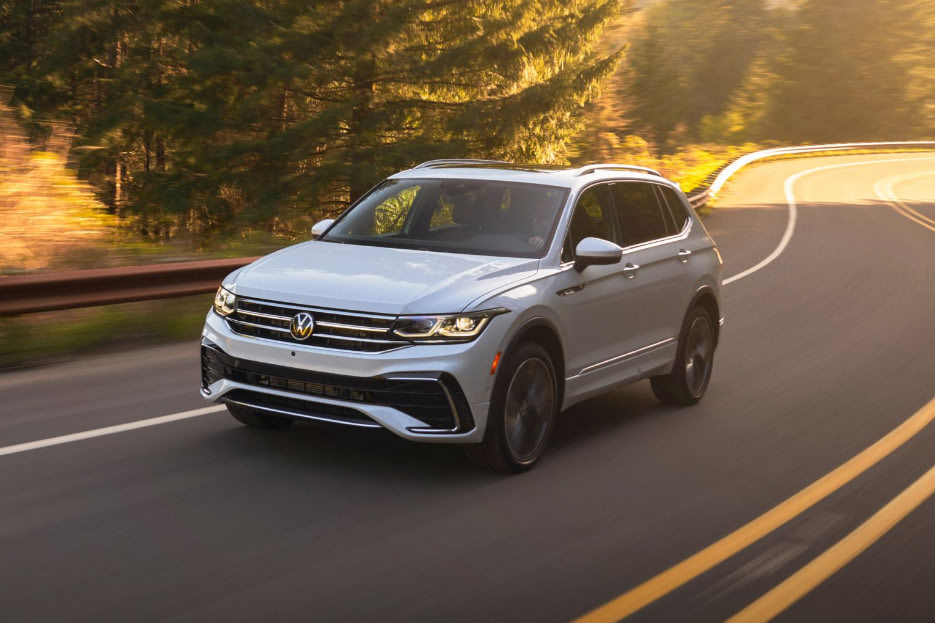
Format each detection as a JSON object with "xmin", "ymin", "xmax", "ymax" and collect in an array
[{"xmin": 321, "ymin": 178, "xmax": 568, "ymax": 258}]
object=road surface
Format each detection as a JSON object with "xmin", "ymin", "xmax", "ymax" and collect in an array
[{"xmin": 2, "ymin": 152, "xmax": 935, "ymax": 622}]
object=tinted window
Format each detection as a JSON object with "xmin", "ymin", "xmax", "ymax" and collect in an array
[
  {"xmin": 562, "ymin": 184, "xmax": 615, "ymax": 262},
  {"xmin": 323, "ymin": 179, "xmax": 567, "ymax": 258},
  {"xmin": 652, "ymin": 186, "xmax": 678, "ymax": 235},
  {"xmin": 611, "ymin": 182, "xmax": 670, "ymax": 246},
  {"xmin": 657, "ymin": 185, "xmax": 690, "ymax": 232}
]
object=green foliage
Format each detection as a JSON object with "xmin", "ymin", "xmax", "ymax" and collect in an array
[{"xmin": 3, "ymin": 0, "xmax": 629, "ymax": 245}]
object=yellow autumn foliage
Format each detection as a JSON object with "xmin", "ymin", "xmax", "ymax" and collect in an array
[{"xmin": 0, "ymin": 104, "xmax": 114, "ymax": 273}]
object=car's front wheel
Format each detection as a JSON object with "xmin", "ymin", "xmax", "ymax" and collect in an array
[
  {"xmin": 226, "ymin": 402, "xmax": 295, "ymax": 429},
  {"xmin": 464, "ymin": 341, "xmax": 558, "ymax": 472},
  {"xmin": 650, "ymin": 305, "xmax": 716, "ymax": 405}
]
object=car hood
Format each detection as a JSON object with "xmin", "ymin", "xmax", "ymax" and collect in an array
[{"xmin": 230, "ymin": 240, "xmax": 538, "ymax": 315}]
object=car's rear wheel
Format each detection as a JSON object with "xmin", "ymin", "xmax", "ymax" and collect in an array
[
  {"xmin": 464, "ymin": 342, "xmax": 558, "ymax": 473},
  {"xmin": 226, "ymin": 402, "xmax": 295, "ymax": 429},
  {"xmin": 651, "ymin": 306, "xmax": 716, "ymax": 406}
]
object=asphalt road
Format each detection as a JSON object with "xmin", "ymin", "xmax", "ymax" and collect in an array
[{"xmin": 2, "ymin": 152, "xmax": 935, "ymax": 623}]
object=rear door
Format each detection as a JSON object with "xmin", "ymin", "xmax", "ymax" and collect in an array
[
  {"xmin": 609, "ymin": 181, "xmax": 687, "ymax": 372},
  {"xmin": 656, "ymin": 182, "xmax": 718, "ymax": 319}
]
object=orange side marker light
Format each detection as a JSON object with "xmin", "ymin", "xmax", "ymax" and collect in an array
[{"xmin": 490, "ymin": 352, "xmax": 502, "ymax": 375}]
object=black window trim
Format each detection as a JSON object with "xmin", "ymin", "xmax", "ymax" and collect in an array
[
  {"xmin": 654, "ymin": 183, "xmax": 693, "ymax": 237},
  {"xmin": 652, "ymin": 184, "xmax": 679, "ymax": 235}
]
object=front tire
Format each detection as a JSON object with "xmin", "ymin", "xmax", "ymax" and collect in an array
[
  {"xmin": 464, "ymin": 342, "xmax": 558, "ymax": 473},
  {"xmin": 226, "ymin": 402, "xmax": 295, "ymax": 429},
  {"xmin": 650, "ymin": 306, "xmax": 716, "ymax": 406}
]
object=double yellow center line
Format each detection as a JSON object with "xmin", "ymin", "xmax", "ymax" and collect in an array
[
  {"xmin": 728, "ymin": 458, "xmax": 935, "ymax": 622},
  {"xmin": 874, "ymin": 171, "xmax": 935, "ymax": 234},
  {"xmin": 573, "ymin": 396, "xmax": 935, "ymax": 623}
]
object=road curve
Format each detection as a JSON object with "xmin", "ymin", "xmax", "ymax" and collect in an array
[{"xmin": 2, "ymin": 152, "xmax": 935, "ymax": 623}]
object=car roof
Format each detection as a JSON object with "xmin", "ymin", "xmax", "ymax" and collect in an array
[{"xmin": 389, "ymin": 161, "xmax": 682, "ymax": 193}]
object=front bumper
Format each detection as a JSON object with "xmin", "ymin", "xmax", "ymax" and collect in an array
[{"xmin": 201, "ymin": 310, "xmax": 503, "ymax": 443}]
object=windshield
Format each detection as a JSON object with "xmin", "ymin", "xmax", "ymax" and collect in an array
[{"xmin": 321, "ymin": 178, "xmax": 569, "ymax": 258}]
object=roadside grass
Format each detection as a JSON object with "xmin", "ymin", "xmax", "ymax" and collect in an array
[
  {"xmin": 660, "ymin": 143, "xmax": 762, "ymax": 192},
  {"xmin": 0, "ymin": 294, "xmax": 213, "ymax": 370}
]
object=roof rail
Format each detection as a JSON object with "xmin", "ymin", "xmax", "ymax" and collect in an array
[
  {"xmin": 413, "ymin": 158, "xmax": 511, "ymax": 169},
  {"xmin": 574, "ymin": 164, "xmax": 663, "ymax": 177}
]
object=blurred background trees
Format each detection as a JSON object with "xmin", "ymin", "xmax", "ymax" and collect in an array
[
  {"xmin": 581, "ymin": 0, "xmax": 935, "ymax": 160},
  {"xmin": 1, "ymin": 0, "xmax": 627, "ymax": 247},
  {"xmin": 1, "ymin": 0, "xmax": 934, "ymax": 260}
]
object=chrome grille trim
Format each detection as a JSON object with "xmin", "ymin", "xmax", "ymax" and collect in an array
[
  {"xmin": 236, "ymin": 308, "xmax": 292, "ymax": 322},
  {"xmin": 236, "ymin": 297, "xmax": 397, "ymax": 319},
  {"xmin": 227, "ymin": 296, "xmax": 405, "ymax": 352},
  {"xmin": 315, "ymin": 321, "xmax": 389, "ymax": 334},
  {"xmin": 304, "ymin": 333, "xmax": 400, "ymax": 345},
  {"xmin": 229, "ymin": 318, "xmax": 291, "ymax": 333}
]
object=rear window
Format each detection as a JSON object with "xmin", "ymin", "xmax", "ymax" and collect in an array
[{"xmin": 657, "ymin": 185, "xmax": 690, "ymax": 232}]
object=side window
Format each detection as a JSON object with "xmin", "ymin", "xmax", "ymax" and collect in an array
[
  {"xmin": 562, "ymin": 184, "xmax": 615, "ymax": 263},
  {"xmin": 652, "ymin": 186, "xmax": 678, "ymax": 235},
  {"xmin": 611, "ymin": 182, "xmax": 670, "ymax": 247},
  {"xmin": 657, "ymin": 185, "xmax": 690, "ymax": 232}
]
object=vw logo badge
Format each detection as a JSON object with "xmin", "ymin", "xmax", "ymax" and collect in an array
[{"xmin": 290, "ymin": 312, "xmax": 315, "ymax": 341}]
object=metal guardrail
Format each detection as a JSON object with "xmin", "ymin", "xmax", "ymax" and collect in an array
[
  {"xmin": 0, "ymin": 257, "xmax": 259, "ymax": 315},
  {"xmin": 2, "ymin": 141, "xmax": 934, "ymax": 316}
]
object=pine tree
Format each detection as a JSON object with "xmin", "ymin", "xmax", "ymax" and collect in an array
[{"xmin": 17, "ymin": 0, "xmax": 629, "ymax": 240}]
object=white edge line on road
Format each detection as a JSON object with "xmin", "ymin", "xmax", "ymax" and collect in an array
[
  {"xmin": 0, "ymin": 405, "xmax": 226, "ymax": 458},
  {"xmin": 722, "ymin": 156, "xmax": 935, "ymax": 286}
]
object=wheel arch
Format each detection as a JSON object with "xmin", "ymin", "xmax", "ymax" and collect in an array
[
  {"xmin": 687, "ymin": 286, "xmax": 721, "ymax": 346},
  {"xmin": 500, "ymin": 317, "xmax": 566, "ymax": 408}
]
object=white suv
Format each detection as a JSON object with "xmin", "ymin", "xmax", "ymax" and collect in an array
[{"xmin": 201, "ymin": 160, "xmax": 723, "ymax": 471}]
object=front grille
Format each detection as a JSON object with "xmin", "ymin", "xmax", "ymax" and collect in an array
[
  {"xmin": 202, "ymin": 343, "xmax": 474, "ymax": 432},
  {"xmin": 226, "ymin": 296, "xmax": 405, "ymax": 353}
]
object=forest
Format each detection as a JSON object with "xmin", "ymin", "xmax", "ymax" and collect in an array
[{"xmin": 2, "ymin": 0, "xmax": 934, "ymax": 266}]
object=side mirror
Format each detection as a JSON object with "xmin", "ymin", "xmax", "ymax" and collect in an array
[
  {"xmin": 311, "ymin": 218, "xmax": 335, "ymax": 239},
  {"xmin": 574, "ymin": 237, "xmax": 624, "ymax": 272}
]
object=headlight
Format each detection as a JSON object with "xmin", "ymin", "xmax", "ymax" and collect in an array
[
  {"xmin": 392, "ymin": 308, "xmax": 509, "ymax": 342},
  {"xmin": 213, "ymin": 286, "xmax": 236, "ymax": 317}
]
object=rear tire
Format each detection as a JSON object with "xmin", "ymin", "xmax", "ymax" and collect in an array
[
  {"xmin": 464, "ymin": 342, "xmax": 558, "ymax": 473},
  {"xmin": 226, "ymin": 402, "xmax": 295, "ymax": 429},
  {"xmin": 650, "ymin": 306, "xmax": 716, "ymax": 406}
]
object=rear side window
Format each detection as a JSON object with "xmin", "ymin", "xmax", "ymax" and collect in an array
[
  {"xmin": 562, "ymin": 184, "xmax": 615, "ymax": 263},
  {"xmin": 611, "ymin": 182, "xmax": 670, "ymax": 247},
  {"xmin": 657, "ymin": 185, "xmax": 690, "ymax": 232}
]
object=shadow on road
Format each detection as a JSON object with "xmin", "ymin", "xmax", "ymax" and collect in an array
[{"xmin": 197, "ymin": 380, "xmax": 678, "ymax": 482}]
